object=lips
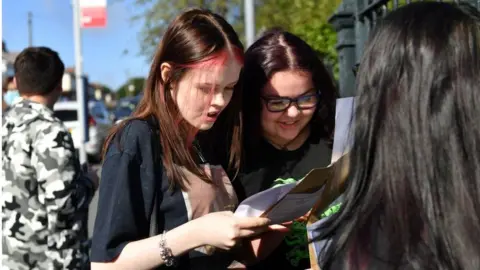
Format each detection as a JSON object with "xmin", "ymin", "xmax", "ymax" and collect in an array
[
  {"xmin": 207, "ymin": 111, "xmax": 219, "ymax": 117},
  {"xmin": 278, "ymin": 120, "xmax": 298, "ymax": 129},
  {"xmin": 205, "ymin": 111, "xmax": 220, "ymax": 122}
]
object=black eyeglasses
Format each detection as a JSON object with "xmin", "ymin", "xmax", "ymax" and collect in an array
[
  {"xmin": 352, "ymin": 63, "xmax": 360, "ymax": 77},
  {"xmin": 261, "ymin": 93, "xmax": 320, "ymax": 113}
]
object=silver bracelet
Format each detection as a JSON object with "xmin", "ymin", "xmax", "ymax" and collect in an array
[{"xmin": 159, "ymin": 230, "xmax": 176, "ymax": 267}]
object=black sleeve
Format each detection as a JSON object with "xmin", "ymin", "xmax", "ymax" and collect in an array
[{"xmin": 90, "ymin": 120, "xmax": 158, "ymax": 262}]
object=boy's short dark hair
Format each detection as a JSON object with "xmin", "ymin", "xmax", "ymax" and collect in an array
[{"xmin": 14, "ymin": 47, "xmax": 65, "ymax": 96}]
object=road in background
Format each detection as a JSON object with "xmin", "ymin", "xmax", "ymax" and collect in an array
[{"xmin": 88, "ymin": 163, "xmax": 101, "ymax": 237}]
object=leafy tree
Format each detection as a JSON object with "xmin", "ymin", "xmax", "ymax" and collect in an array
[
  {"xmin": 117, "ymin": 77, "xmax": 146, "ymax": 98},
  {"xmin": 255, "ymin": 0, "xmax": 342, "ymax": 79},
  {"xmin": 131, "ymin": 0, "xmax": 243, "ymax": 59},
  {"xmin": 129, "ymin": 0, "xmax": 341, "ymax": 77},
  {"xmin": 90, "ymin": 82, "xmax": 113, "ymax": 94}
]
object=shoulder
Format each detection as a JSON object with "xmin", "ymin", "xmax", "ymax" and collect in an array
[
  {"xmin": 24, "ymin": 108, "xmax": 71, "ymax": 148},
  {"xmin": 106, "ymin": 118, "xmax": 157, "ymax": 159},
  {"xmin": 5, "ymin": 100, "xmax": 64, "ymax": 129},
  {"xmin": 33, "ymin": 116, "xmax": 68, "ymax": 135},
  {"xmin": 101, "ymin": 118, "xmax": 161, "ymax": 187},
  {"xmin": 123, "ymin": 118, "xmax": 154, "ymax": 135},
  {"xmin": 121, "ymin": 119, "xmax": 154, "ymax": 141},
  {"xmin": 3, "ymin": 105, "xmax": 69, "ymax": 143}
]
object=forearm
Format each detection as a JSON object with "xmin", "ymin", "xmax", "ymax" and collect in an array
[{"xmin": 92, "ymin": 220, "xmax": 203, "ymax": 270}]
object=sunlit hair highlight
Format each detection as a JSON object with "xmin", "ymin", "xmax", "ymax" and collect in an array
[
  {"xmin": 317, "ymin": 2, "xmax": 480, "ymax": 270},
  {"xmin": 103, "ymin": 8, "xmax": 244, "ymax": 190}
]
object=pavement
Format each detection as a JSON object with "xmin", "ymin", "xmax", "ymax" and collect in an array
[{"xmin": 88, "ymin": 163, "xmax": 101, "ymax": 238}]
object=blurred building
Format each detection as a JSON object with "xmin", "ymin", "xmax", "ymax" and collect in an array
[
  {"xmin": 61, "ymin": 67, "xmax": 94, "ymax": 101},
  {"xmin": 90, "ymin": 82, "xmax": 116, "ymax": 108},
  {"xmin": 2, "ymin": 43, "xmax": 116, "ymax": 108},
  {"xmin": 61, "ymin": 67, "xmax": 116, "ymax": 108}
]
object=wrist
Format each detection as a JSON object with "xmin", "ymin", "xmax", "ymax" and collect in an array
[
  {"xmin": 185, "ymin": 218, "xmax": 206, "ymax": 248},
  {"xmin": 167, "ymin": 218, "xmax": 205, "ymax": 253}
]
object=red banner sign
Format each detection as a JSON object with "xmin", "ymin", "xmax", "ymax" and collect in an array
[{"xmin": 79, "ymin": 0, "xmax": 107, "ymax": 28}]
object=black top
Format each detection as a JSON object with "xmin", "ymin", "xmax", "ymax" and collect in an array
[
  {"xmin": 91, "ymin": 119, "xmax": 238, "ymax": 269},
  {"xmin": 233, "ymin": 130, "xmax": 333, "ymax": 270}
]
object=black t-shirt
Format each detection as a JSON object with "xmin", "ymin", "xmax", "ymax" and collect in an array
[
  {"xmin": 233, "ymin": 131, "xmax": 333, "ymax": 270},
  {"xmin": 91, "ymin": 119, "xmax": 238, "ymax": 269}
]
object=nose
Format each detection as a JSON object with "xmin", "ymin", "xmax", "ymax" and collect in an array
[
  {"xmin": 211, "ymin": 91, "xmax": 226, "ymax": 108},
  {"xmin": 286, "ymin": 104, "xmax": 300, "ymax": 117}
]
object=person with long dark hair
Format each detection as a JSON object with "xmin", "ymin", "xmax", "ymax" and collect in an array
[
  {"xmin": 232, "ymin": 31, "xmax": 338, "ymax": 269},
  {"xmin": 316, "ymin": 2, "xmax": 480, "ymax": 269},
  {"xmin": 90, "ymin": 9, "xmax": 286, "ymax": 270}
]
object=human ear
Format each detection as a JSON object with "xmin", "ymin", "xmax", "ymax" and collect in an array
[{"xmin": 160, "ymin": 62, "xmax": 173, "ymax": 83}]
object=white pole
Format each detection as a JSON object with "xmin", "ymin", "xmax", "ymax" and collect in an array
[
  {"xmin": 72, "ymin": 0, "xmax": 88, "ymax": 165},
  {"xmin": 244, "ymin": 0, "xmax": 255, "ymax": 47}
]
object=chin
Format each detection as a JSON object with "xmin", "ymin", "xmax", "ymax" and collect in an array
[
  {"xmin": 281, "ymin": 135, "xmax": 299, "ymax": 143},
  {"xmin": 280, "ymin": 130, "xmax": 301, "ymax": 140},
  {"xmin": 198, "ymin": 122, "xmax": 215, "ymax": 130}
]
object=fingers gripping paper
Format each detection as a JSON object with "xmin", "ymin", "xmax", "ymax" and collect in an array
[
  {"xmin": 234, "ymin": 97, "xmax": 354, "ymax": 226},
  {"xmin": 234, "ymin": 155, "xmax": 348, "ymax": 224},
  {"xmin": 232, "ymin": 97, "xmax": 354, "ymax": 269}
]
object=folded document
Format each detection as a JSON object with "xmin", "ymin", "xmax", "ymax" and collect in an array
[{"xmin": 234, "ymin": 154, "xmax": 347, "ymax": 224}]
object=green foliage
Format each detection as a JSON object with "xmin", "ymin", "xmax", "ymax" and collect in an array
[
  {"xmin": 89, "ymin": 83, "xmax": 114, "ymax": 99},
  {"xmin": 131, "ymin": 0, "xmax": 243, "ymax": 59},
  {"xmin": 94, "ymin": 83, "xmax": 113, "ymax": 94},
  {"xmin": 256, "ymin": 0, "xmax": 341, "ymax": 79},
  {"xmin": 130, "ymin": 0, "xmax": 341, "ymax": 78},
  {"xmin": 117, "ymin": 77, "xmax": 146, "ymax": 98}
]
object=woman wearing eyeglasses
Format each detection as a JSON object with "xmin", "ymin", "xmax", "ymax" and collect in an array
[{"xmin": 231, "ymin": 30, "xmax": 338, "ymax": 270}]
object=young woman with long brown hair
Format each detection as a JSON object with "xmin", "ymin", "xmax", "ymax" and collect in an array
[{"xmin": 90, "ymin": 9, "xmax": 282, "ymax": 270}]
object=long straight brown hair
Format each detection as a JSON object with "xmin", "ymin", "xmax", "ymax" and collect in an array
[{"xmin": 102, "ymin": 8, "xmax": 244, "ymax": 190}]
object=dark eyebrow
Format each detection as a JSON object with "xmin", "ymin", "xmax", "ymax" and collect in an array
[{"xmin": 264, "ymin": 88, "xmax": 316, "ymax": 98}]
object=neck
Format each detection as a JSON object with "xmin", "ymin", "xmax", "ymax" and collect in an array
[
  {"xmin": 24, "ymin": 95, "xmax": 54, "ymax": 109},
  {"xmin": 264, "ymin": 125, "xmax": 311, "ymax": 151}
]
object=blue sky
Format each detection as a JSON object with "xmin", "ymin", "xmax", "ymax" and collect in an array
[{"xmin": 3, "ymin": 0, "xmax": 149, "ymax": 90}]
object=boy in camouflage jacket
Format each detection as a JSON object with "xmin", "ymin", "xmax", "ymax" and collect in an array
[{"xmin": 2, "ymin": 47, "xmax": 98, "ymax": 270}]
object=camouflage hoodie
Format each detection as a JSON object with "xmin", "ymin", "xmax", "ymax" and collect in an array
[{"xmin": 2, "ymin": 99, "xmax": 94, "ymax": 270}]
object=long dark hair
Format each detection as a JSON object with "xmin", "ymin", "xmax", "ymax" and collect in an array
[
  {"xmin": 241, "ymin": 31, "xmax": 338, "ymax": 156},
  {"xmin": 103, "ymin": 8, "xmax": 244, "ymax": 190},
  {"xmin": 319, "ymin": 2, "xmax": 480, "ymax": 270}
]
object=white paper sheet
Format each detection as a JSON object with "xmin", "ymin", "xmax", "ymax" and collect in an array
[
  {"xmin": 233, "ymin": 163, "xmax": 337, "ymax": 224},
  {"xmin": 234, "ymin": 183, "xmax": 295, "ymax": 218},
  {"xmin": 234, "ymin": 97, "xmax": 354, "ymax": 225},
  {"xmin": 264, "ymin": 186, "xmax": 326, "ymax": 224},
  {"xmin": 332, "ymin": 97, "xmax": 355, "ymax": 162}
]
